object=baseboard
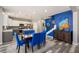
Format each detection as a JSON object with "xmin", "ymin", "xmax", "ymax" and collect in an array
[
  {"xmin": 0, "ymin": 43, "xmax": 2, "ymax": 45},
  {"xmin": 0, "ymin": 43, "xmax": 2, "ymax": 47},
  {"xmin": 72, "ymin": 42, "xmax": 78, "ymax": 45}
]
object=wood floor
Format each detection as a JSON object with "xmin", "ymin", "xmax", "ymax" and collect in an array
[
  {"xmin": 45, "ymin": 39, "xmax": 79, "ymax": 53},
  {"xmin": 0, "ymin": 39, "xmax": 79, "ymax": 53}
]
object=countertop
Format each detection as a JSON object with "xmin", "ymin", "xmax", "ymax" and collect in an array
[
  {"xmin": 2, "ymin": 29, "xmax": 34, "ymax": 32},
  {"xmin": 2, "ymin": 29, "xmax": 13, "ymax": 32}
]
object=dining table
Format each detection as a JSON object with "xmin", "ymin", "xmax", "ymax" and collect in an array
[
  {"xmin": 23, "ymin": 34, "xmax": 41, "ymax": 53},
  {"xmin": 23, "ymin": 34, "xmax": 32, "ymax": 53}
]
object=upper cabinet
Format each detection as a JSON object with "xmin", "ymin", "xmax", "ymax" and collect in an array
[
  {"xmin": 2, "ymin": 14, "xmax": 8, "ymax": 26},
  {"xmin": 1, "ymin": 13, "xmax": 13, "ymax": 26}
]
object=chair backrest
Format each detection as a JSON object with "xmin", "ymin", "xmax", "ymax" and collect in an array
[
  {"xmin": 31, "ymin": 33, "xmax": 40, "ymax": 46},
  {"xmin": 29, "ymin": 30, "xmax": 35, "ymax": 34},
  {"xmin": 23, "ymin": 30, "xmax": 35, "ymax": 35},
  {"xmin": 43, "ymin": 31, "xmax": 46, "ymax": 40},
  {"xmin": 14, "ymin": 32, "xmax": 20, "ymax": 45}
]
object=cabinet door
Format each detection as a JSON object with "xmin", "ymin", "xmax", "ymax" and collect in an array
[
  {"xmin": 58, "ymin": 31, "xmax": 64, "ymax": 40},
  {"xmin": 64, "ymin": 32, "xmax": 71, "ymax": 43},
  {"xmin": 2, "ymin": 32, "xmax": 13, "ymax": 43}
]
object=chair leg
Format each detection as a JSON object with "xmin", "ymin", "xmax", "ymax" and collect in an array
[
  {"xmin": 32, "ymin": 46, "xmax": 34, "ymax": 53},
  {"xmin": 27, "ymin": 44, "xmax": 29, "ymax": 49},
  {"xmin": 37, "ymin": 44, "xmax": 41, "ymax": 49},
  {"xmin": 16, "ymin": 45, "xmax": 18, "ymax": 49},
  {"xmin": 25, "ymin": 44, "xmax": 27, "ymax": 53},
  {"xmin": 43, "ymin": 39, "xmax": 46, "ymax": 46},
  {"xmin": 18, "ymin": 46, "xmax": 20, "ymax": 53}
]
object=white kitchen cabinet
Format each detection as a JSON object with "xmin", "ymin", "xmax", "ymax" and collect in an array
[
  {"xmin": 0, "ymin": 13, "xmax": 3, "ymax": 44},
  {"xmin": 2, "ymin": 14, "xmax": 8, "ymax": 26}
]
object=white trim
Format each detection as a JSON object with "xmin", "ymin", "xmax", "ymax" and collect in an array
[
  {"xmin": 46, "ymin": 25, "xmax": 56, "ymax": 35},
  {"xmin": 47, "ymin": 36, "xmax": 53, "ymax": 38},
  {"xmin": 72, "ymin": 11, "xmax": 78, "ymax": 45},
  {"xmin": 46, "ymin": 35, "xmax": 53, "ymax": 40},
  {"xmin": 72, "ymin": 42, "xmax": 78, "ymax": 45}
]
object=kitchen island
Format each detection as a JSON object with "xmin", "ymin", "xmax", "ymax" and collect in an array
[{"xmin": 2, "ymin": 29, "xmax": 13, "ymax": 44}]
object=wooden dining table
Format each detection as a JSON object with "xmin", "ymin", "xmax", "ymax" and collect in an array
[{"xmin": 23, "ymin": 35, "xmax": 32, "ymax": 53}]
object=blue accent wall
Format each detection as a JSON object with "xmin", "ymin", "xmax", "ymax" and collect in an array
[
  {"xmin": 45, "ymin": 16, "xmax": 55, "ymax": 36},
  {"xmin": 45, "ymin": 10, "xmax": 73, "ymax": 36}
]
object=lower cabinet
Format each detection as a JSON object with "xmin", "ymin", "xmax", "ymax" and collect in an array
[
  {"xmin": 2, "ymin": 31, "xmax": 13, "ymax": 44},
  {"xmin": 53, "ymin": 30, "xmax": 73, "ymax": 44}
]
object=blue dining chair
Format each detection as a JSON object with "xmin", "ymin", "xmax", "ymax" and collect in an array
[
  {"xmin": 14, "ymin": 32, "xmax": 25, "ymax": 53},
  {"xmin": 39, "ymin": 31, "xmax": 46, "ymax": 46},
  {"xmin": 23, "ymin": 30, "xmax": 35, "ymax": 35},
  {"xmin": 29, "ymin": 33, "xmax": 40, "ymax": 52},
  {"xmin": 29, "ymin": 30, "xmax": 35, "ymax": 34}
]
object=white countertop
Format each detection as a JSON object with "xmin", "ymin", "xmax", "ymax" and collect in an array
[
  {"xmin": 3, "ymin": 29, "xmax": 34, "ymax": 32},
  {"xmin": 3, "ymin": 29, "xmax": 13, "ymax": 32},
  {"xmin": 22, "ymin": 29, "xmax": 33, "ymax": 31}
]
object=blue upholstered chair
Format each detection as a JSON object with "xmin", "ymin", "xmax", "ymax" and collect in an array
[
  {"xmin": 39, "ymin": 31, "xmax": 46, "ymax": 46},
  {"xmin": 29, "ymin": 33, "xmax": 40, "ymax": 52},
  {"xmin": 23, "ymin": 30, "xmax": 35, "ymax": 35},
  {"xmin": 14, "ymin": 32, "xmax": 25, "ymax": 53}
]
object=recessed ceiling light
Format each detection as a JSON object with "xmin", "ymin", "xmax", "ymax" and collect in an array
[{"xmin": 44, "ymin": 9, "xmax": 47, "ymax": 13}]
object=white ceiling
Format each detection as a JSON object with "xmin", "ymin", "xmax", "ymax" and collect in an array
[{"xmin": 3, "ymin": 6, "xmax": 71, "ymax": 21}]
